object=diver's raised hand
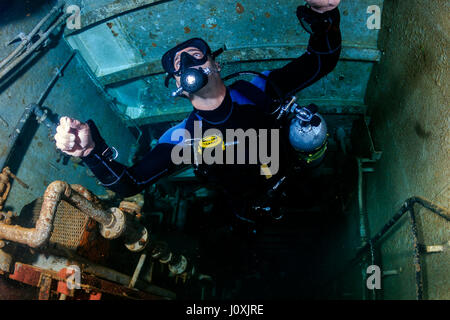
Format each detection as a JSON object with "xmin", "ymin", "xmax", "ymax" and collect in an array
[
  {"xmin": 54, "ymin": 116, "xmax": 95, "ymax": 157},
  {"xmin": 305, "ymin": 0, "xmax": 340, "ymax": 13}
]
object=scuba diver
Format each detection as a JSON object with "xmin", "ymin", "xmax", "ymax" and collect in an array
[{"xmin": 54, "ymin": 0, "xmax": 342, "ymax": 230}]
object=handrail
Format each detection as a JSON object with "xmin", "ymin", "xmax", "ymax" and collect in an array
[
  {"xmin": 355, "ymin": 196, "xmax": 449, "ymax": 300},
  {"xmin": 320, "ymin": 196, "xmax": 449, "ymax": 300}
]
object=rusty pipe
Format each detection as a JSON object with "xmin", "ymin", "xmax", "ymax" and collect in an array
[
  {"xmin": 0, "ymin": 181, "xmax": 69, "ymax": 247},
  {"xmin": 0, "ymin": 180, "xmax": 147, "ymax": 249},
  {"xmin": 0, "ymin": 181, "xmax": 114, "ymax": 247},
  {"xmin": 60, "ymin": 184, "xmax": 147, "ymax": 246},
  {"xmin": 65, "ymin": 188, "xmax": 112, "ymax": 226},
  {"xmin": 70, "ymin": 184, "xmax": 102, "ymax": 206}
]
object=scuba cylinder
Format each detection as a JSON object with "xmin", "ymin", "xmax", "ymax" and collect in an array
[{"xmin": 288, "ymin": 103, "xmax": 328, "ymax": 167}]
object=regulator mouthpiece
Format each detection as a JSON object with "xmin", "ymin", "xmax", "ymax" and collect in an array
[{"xmin": 171, "ymin": 67, "xmax": 212, "ymax": 97}]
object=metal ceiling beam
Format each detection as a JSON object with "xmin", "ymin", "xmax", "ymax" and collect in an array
[
  {"xmin": 98, "ymin": 45, "xmax": 381, "ymax": 86},
  {"xmin": 124, "ymin": 110, "xmax": 192, "ymax": 126},
  {"xmin": 122, "ymin": 100, "xmax": 367, "ymax": 126},
  {"xmin": 64, "ymin": 0, "xmax": 173, "ymax": 36},
  {"xmin": 99, "ymin": 60, "xmax": 163, "ymax": 86}
]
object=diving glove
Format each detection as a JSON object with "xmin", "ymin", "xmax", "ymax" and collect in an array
[{"xmin": 296, "ymin": 5, "xmax": 340, "ymax": 35}]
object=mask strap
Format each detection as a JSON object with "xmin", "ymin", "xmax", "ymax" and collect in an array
[
  {"xmin": 164, "ymin": 74, "xmax": 173, "ymax": 88},
  {"xmin": 212, "ymin": 47, "xmax": 224, "ymax": 59}
]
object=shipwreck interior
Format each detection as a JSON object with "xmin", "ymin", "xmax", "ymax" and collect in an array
[{"xmin": 0, "ymin": 0, "xmax": 448, "ymax": 300}]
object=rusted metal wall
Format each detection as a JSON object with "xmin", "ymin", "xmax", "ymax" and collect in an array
[
  {"xmin": 0, "ymin": 0, "xmax": 136, "ymax": 213},
  {"xmin": 2, "ymin": 0, "xmax": 447, "ymax": 301},
  {"xmin": 364, "ymin": 0, "xmax": 449, "ymax": 300}
]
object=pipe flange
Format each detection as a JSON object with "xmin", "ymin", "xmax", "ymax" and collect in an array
[
  {"xmin": 159, "ymin": 252, "xmax": 172, "ymax": 264},
  {"xmin": 100, "ymin": 207, "xmax": 126, "ymax": 239},
  {"xmin": 125, "ymin": 227, "xmax": 149, "ymax": 252},
  {"xmin": 35, "ymin": 109, "xmax": 48, "ymax": 124},
  {"xmin": 168, "ymin": 255, "xmax": 188, "ymax": 275}
]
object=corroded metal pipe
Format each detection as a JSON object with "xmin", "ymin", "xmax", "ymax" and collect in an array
[
  {"xmin": 0, "ymin": 180, "xmax": 149, "ymax": 251},
  {"xmin": 70, "ymin": 184, "xmax": 101, "ymax": 205},
  {"xmin": 0, "ymin": 181, "xmax": 69, "ymax": 247},
  {"xmin": 0, "ymin": 181, "xmax": 114, "ymax": 247},
  {"xmin": 150, "ymin": 241, "xmax": 191, "ymax": 276},
  {"xmin": 66, "ymin": 189, "xmax": 112, "ymax": 226}
]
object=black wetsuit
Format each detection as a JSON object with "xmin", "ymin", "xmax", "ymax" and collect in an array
[{"xmin": 82, "ymin": 8, "xmax": 342, "ymax": 215}]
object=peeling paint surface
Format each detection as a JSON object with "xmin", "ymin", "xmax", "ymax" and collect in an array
[
  {"xmin": 0, "ymin": 0, "xmax": 448, "ymax": 301},
  {"xmin": 364, "ymin": 0, "xmax": 450, "ymax": 300},
  {"xmin": 0, "ymin": 1, "xmax": 136, "ymax": 213}
]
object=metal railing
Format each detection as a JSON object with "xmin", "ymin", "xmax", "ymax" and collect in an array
[
  {"xmin": 354, "ymin": 196, "xmax": 450, "ymax": 300},
  {"xmin": 318, "ymin": 196, "xmax": 449, "ymax": 300}
]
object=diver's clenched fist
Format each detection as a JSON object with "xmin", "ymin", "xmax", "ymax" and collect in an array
[
  {"xmin": 54, "ymin": 116, "xmax": 95, "ymax": 157},
  {"xmin": 305, "ymin": 0, "xmax": 340, "ymax": 13}
]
